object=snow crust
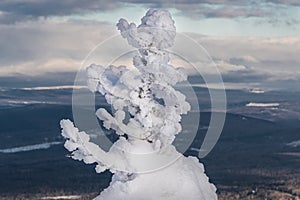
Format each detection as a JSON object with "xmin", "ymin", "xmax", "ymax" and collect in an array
[
  {"xmin": 249, "ymin": 88, "xmax": 265, "ymax": 94},
  {"xmin": 21, "ymin": 85, "xmax": 87, "ymax": 90},
  {"xmin": 287, "ymin": 140, "xmax": 300, "ymax": 147},
  {"xmin": 95, "ymin": 156, "xmax": 217, "ymax": 200},
  {"xmin": 246, "ymin": 102, "xmax": 280, "ymax": 107},
  {"xmin": 41, "ymin": 195, "xmax": 82, "ymax": 200},
  {"xmin": 0, "ymin": 142, "xmax": 61, "ymax": 154},
  {"xmin": 60, "ymin": 9, "xmax": 217, "ymax": 200}
]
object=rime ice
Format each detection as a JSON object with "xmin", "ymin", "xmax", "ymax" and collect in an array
[{"xmin": 60, "ymin": 9, "xmax": 217, "ymax": 200}]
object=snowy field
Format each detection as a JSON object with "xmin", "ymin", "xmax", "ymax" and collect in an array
[{"xmin": 0, "ymin": 87, "xmax": 299, "ymax": 199}]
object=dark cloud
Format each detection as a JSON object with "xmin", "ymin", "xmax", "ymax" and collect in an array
[
  {"xmin": 1, "ymin": 0, "xmax": 296, "ymax": 24},
  {"xmin": 124, "ymin": 0, "xmax": 248, "ymax": 6},
  {"xmin": 263, "ymin": 78, "xmax": 300, "ymax": 91},
  {"xmin": 0, "ymin": 0, "xmax": 120, "ymax": 24},
  {"xmin": 0, "ymin": 71, "xmax": 77, "ymax": 88},
  {"xmin": 266, "ymin": 0, "xmax": 300, "ymax": 6},
  {"xmin": 0, "ymin": 1, "xmax": 299, "ymax": 92},
  {"xmin": 222, "ymin": 69, "xmax": 271, "ymax": 83},
  {"xmin": 182, "ymin": 6, "xmax": 269, "ymax": 19},
  {"xmin": 0, "ymin": 19, "xmax": 114, "ymax": 67},
  {"xmin": 126, "ymin": 0, "xmax": 270, "ymax": 19}
]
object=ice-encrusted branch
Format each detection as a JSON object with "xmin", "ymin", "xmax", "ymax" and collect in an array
[
  {"xmin": 87, "ymin": 9, "xmax": 190, "ymax": 145},
  {"xmin": 60, "ymin": 119, "xmax": 133, "ymax": 173},
  {"xmin": 60, "ymin": 9, "xmax": 218, "ymax": 200},
  {"xmin": 61, "ymin": 9, "xmax": 191, "ymax": 173}
]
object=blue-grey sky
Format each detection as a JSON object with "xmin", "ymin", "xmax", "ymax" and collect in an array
[{"xmin": 0, "ymin": 0, "xmax": 299, "ymax": 90}]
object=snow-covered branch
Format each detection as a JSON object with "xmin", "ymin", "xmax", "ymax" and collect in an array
[
  {"xmin": 60, "ymin": 9, "xmax": 217, "ymax": 200},
  {"xmin": 61, "ymin": 8, "xmax": 192, "ymax": 172},
  {"xmin": 60, "ymin": 119, "xmax": 134, "ymax": 173}
]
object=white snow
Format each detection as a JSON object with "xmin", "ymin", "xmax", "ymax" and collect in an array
[
  {"xmin": 7, "ymin": 100, "xmax": 50, "ymax": 105},
  {"xmin": 117, "ymin": 9, "xmax": 176, "ymax": 49},
  {"xmin": 246, "ymin": 102, "xmax": 280, "ymax": 107},
  {"xmin": 41, "ymin": 195, "xmax": 82, "ymax": 200},
  {"xmin": 60, "ymin": 9, "xmax": 217, "ymax": 200},
  {"xmin": 94, "ymin": 156, "xmax": 217, "ymax": 200},
  {"xmin": 21, "ymin": 85, "xmax": 87, "ymax": 90},
  {"xmin": 286, "ymin": 140, "xmax": 300, "ymax": 147},
  {"xmin": 249, "ymin": 88, "xmax": 265, "ymax": 94},
  {"xmin": 0, "ymin": 142, "xmax": 61, "ymax": 154}
]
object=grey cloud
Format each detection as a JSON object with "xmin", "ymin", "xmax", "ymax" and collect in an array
[
  {"xmin": 0, "ymin": 0, "xmax": 293, "ymax": 24},
  {"xmin": 262, "ymin": 15, "xmax": 300, "ymax": 27},
  {"xmin": 0, "ymin": 19, "xmax": 115, "ymax": 66},
  {"xmin": 131, "ymin": 1, "xmax": 270, "ymax": 19},
  {"xmin": 187, "ymin": 7, "xmax": 269, "ymax": 19},
  {"xmin": 266, "ymin": 0, "xmax": 300, "ymax": 6},
  {"xmin": 222, "ymin": 69, "xmax": 271, "ymax": 83},
  {"xmin": 129, "ymin": 0, "xmax": 288, "ymax": 19},
  {"xmin": 0, "ymin": 19, "xmax": 117, "ymax": 77},
  {"xmin": 126, "ymin": 0, "xmax": 300, "ymax": 9},
  {"xmin": 0, "ymin": 0, "xmax": 120, "ymax": 24},
  {"xmin": 211, "ymin": 57, "xmax": 271, "ymax": 83},
  {"xmin": 124, "ymin": 0, "xmax": 248, "ymax": 6},
  {"xmin": 263, "ymin": 77, "xmax": 300, "ymax": 91},
  {"xmin": 185, "ymin": 33, "xmax": 300, "ymax": 88},
  {"xmin": 0, "ymin": 72, "xmax": 77, "ymax": 88},
  {"xmin": 124, "ymin": 0, "xmax": 299, "ymax": 22},
  {"xmin": 0, "ymin": 4, "xmax": 299, "ymax": 92}
]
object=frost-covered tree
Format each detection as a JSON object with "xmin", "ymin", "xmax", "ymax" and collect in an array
[{"xmin": 60, "ymin": 9, "xmax": 217, "ymax": 200}]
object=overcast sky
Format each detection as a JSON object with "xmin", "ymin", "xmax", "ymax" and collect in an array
[{"xmin": 0, "ymin": 0, "xmax": 299, "ymax": 90}]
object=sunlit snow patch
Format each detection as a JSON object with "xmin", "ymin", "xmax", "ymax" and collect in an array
[
  {"xmin": 246, "ymin": 102, "xmax": 280, "ymax": 107},
  {"xmin": 7, "ymin": 100, "xmax": 51, "ymax": 105},
  {"xmin": 41, "ymin": 195, "xmax": 82, "ymax": 200},
  {"xmin": 249, "ymin": 88, "xmax": 265, "ymax": 94},
  {"xmin": 0, "ymin": 142, "xmax": 62, "ymax": 153},
  {"xmin": 21, "ymin": 85, "xmax": 87, "ymax": 90}
]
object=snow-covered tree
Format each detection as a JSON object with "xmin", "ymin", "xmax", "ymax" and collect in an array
[{"xmin": 60, "ymin": 9, "xmax": 217, "ymax": 200}]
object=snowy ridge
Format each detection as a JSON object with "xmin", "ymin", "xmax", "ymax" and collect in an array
[
  {"xmin": 249, "ymin": 88, "xmax": 265, "ymax": 94},
  {"xmin": 6, "ymin": 100, "xmax": 52, "ymax": 105},
  {"xmin": 246, "ymin": 102, "xmax": 280, "ymax": 107},
  {"xmin": 0, "ymin": 142, "xmax": 62, "ymax": 154},
  {"xmin": 0, "ymin": 100, "xmax": 63, "ymax": 108},
  {"xmin": 41, "ymin": 195, "xmax": 82, "ymax": 200},
  {"xmin": 286, "ymin": 140, "xmax": 300, "ymax": 147},
  {"xmin": 21, "ymin": 85, "xmax": 87, "ymax": 90}
]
